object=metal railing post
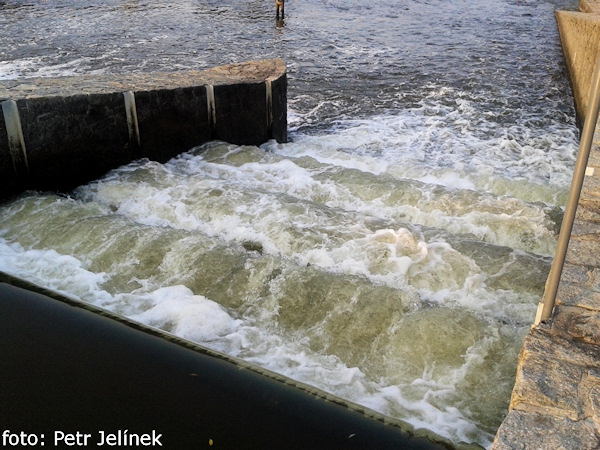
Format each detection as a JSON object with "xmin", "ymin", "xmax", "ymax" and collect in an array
[{"xmin": 535, "ymin": 56, "xmax": 600, "ymax": 325}]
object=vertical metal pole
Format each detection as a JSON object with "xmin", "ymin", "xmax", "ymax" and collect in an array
[
  {"xmin": 1, "ymin": 99, "xmax": 29, "ymax": 176},
  {"xmin": 266, "ymin": 80, "xmax": 273, "ymax": 138},
  {"xmin": 206, "ymin": 85, "xmax": 216, "ymax": 137},
  {"xmin": 123, "ymin": 91, "xmax": 140, "ymax": 150},
  {"xmin": 535, "ymin": 56, "xmax": 600, "ymax": 325}
]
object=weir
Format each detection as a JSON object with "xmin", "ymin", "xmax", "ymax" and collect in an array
[
  {"xmin": 493, "ymin": 0, "xmax": 600, "ymax": 447},
  {"xmin": 0, "ymin": 59, "xmax": 287, "ymax": 199},
  {"xmin": 0, "ymin": 58, "xmax": 476, "ymax": 449},
  {"xmin": 0, "ymin": 4, "xmax": 595, "ymax": 448}
]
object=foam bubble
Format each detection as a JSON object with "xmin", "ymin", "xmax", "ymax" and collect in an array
[
  {"xmin": 0, "ymin": 237, "xmax": 112, "ymax": 304},
  {"xmin": 128, "ymin": 285, "xmax": 241, "ymax": 342}
]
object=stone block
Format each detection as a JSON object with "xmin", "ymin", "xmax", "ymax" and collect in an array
[
  {"xmin": 558, "ymin": 263, "xmax": 591, "ymax": 285},
  {"xmin": 554, "ymin": 306, "xmax": 600, "ymax": 344},
  {"xmin": 510, "ymin": 345, "xmax": 583, "ymax": 419},
  {"xmin": 586, "ymin": 142, "xmax": 600, "ymax": 170},
  {"xmin": 270, "ymin": 72, "xmax": 287, "ymax": 144},
  {"xmin": 527, "ymin": 322, "xmax": 600, "ymax": 368},
  {"xmin": 589, "ymin": 266, "xmax": 600, "ymax": 292},
  {"xmin": 557, "ymin": 282, "xmax": 600, "ymax": 311},
  {"xmin": 492, "ymin": 410, "xmax": 600, "ymax": 450},
  {"xmin": 580, "ymin": 172, "xmax": 600, "ymax": 203},
  {"xmin": 580, "ymin": 369, "xmax": 600, "ymax": 426},
  {"xmin": 575, "ymin": 200, "xmax": 600, "ymax": 223},
  {"xmin": 571, "ymin": 218, "xmax": 600, "ymax": 236},
  {"xmin": 508, "ymin": 326, "xmax": 600, "ymax": 420},
  {"xmin": 565, "ymin": 232, "xmax": 600, "ymax": 267}
]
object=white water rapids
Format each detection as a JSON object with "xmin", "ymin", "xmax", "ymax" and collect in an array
[{"xmin": 0, "ymin": 0, "xmax": 581, "ymax": 447}]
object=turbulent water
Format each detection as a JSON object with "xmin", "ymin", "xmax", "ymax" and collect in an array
[{"xmin": 0, "ymin": 0, "xmax": 581, "ymax": 447}]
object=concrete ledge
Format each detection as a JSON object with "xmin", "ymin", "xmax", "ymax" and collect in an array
[
  {"xmin": 0, "ymin": 59, "xmax": 287, "ymax": 199},
  {"xmin": 492, "ymin": 323, "xmax": 600, "ymax": 449},
  {"xmin": 556, "ymin": 1, "xmax": 600, "ymax": 125}
]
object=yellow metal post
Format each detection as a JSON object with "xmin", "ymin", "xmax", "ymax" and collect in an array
[{"xmin": 535, "ymin": 56, "xmax": 600, "ymax": 325}]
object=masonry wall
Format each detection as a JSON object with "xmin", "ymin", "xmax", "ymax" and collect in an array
[{"xmin": 0, "ymin": 59, "xmax": 287, "ymax": 199}]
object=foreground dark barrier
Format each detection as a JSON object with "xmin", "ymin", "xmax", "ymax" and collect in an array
[
  {"xmin": 0, "ymin": 59, "xmax": 287, "ymax": 199},
  {"xmin": 0, "ymin": 273, "xmax": 465, "ymax": 449}
]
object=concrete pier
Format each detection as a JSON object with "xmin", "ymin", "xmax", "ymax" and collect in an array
[
  {"xmin": 0, "ymin": 59, "xmax": 287, "ymax": 199},
  {"xmin": 493, "ymin": 1, "xmax": 600, "ymax": 447}
]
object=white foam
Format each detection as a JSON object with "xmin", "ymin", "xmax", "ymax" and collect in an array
[
  {"xmin": 0, "ymin": 237, "xmax": 113, "ymax": 304},
  {"xmin": 82, "ymin": 144, "xmax": 559, "ymax": 259},
  {"xmin": 0, "ymin": 56, "xmax": 108, "ymax": 80},
  {"xmin": 128, "ymin": 285, "xmax": 241, "ymax": 342},
  {"xmin": 417, "ymin": 172, "xmax": 476, "ymax": 190},
  {"xmin": 377, "ymin": 384, "xmax": 491, "ymax": 447},
  {"xmin": 276, "ymin": 105, "xmax": 577, "ymax": 206},
  {"xmin": 0, "ymin": 193, "xmax": 530, "ymax": 450}
]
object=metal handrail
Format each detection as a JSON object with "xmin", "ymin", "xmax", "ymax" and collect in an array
[{"xmin": 534, "ymin": 56, "xmax": 600, "ymax": 326}]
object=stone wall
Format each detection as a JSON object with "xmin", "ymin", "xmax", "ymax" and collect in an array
[
  {"xmin": 0, "ymin": 59, "xmax": 287, "ymax": 199},
  {"xmin": 556, "ymin": 0, "xmax": 600, "ymax": 126}
]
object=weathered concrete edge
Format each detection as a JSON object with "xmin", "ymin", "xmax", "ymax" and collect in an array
[
  {"xmin": 0, "ymin": 59, "xmax": 287, "ymax": 200},
  {"xmin": 555, "ymin": 0, "xmax": 600, "ymax": 126},
  {"xmin": 0, "ymin": 59, "xmax": 287, "ymax": 100},
  {"xmin": 581, "ymin": 0, "xmax": 600, "ymax": 15}
]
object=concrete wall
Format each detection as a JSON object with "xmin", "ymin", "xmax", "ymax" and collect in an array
[
  {"xmin": 556, "ymin": 0, "xmax": 600, "ymax": 126},
  {"xmin": 0, "ymin": 59, "xmax": 287, "ymax": 199}
]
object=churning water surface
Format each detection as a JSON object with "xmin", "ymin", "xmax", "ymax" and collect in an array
[{"xmin": 0, "ymin": 0, "xmax": 581, "ymax": 447}]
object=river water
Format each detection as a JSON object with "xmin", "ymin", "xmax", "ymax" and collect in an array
[{"xmin": 0, "ymin": 0, "xmax": 581, "ymax": 447}]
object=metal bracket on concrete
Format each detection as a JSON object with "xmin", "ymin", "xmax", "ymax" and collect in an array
[
  {"xmin": 1, "ymin": 99, "xmax": 29, "ymax": 177},
  {"xmin": 266, "ymin": 80, "xmax": 273, "ymax": 138},
  {"xmin": 123, "ymin": 91, "xmax": 140, "ymax": 151},
  {"xmin": 206, "ymin": 84, "xmax": 216, "ymax": 136}
]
